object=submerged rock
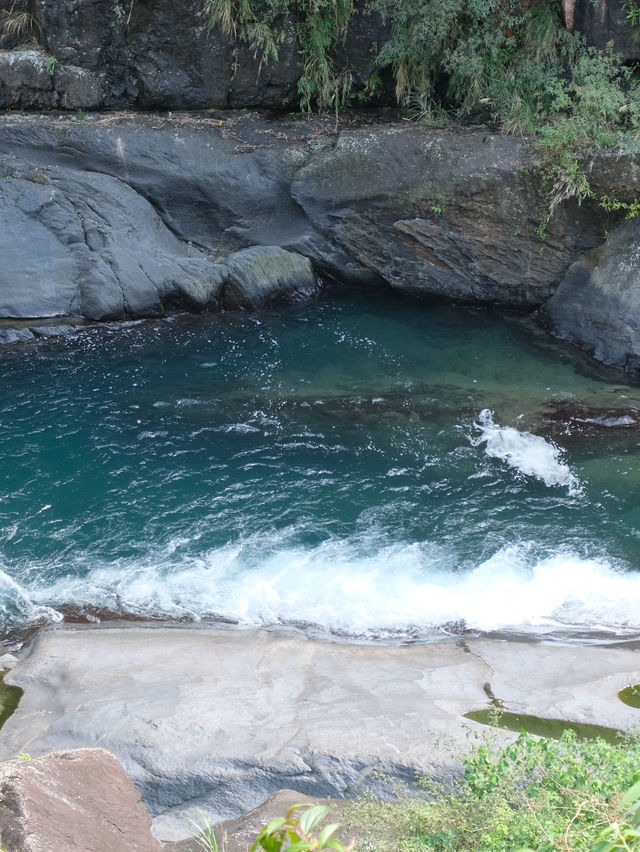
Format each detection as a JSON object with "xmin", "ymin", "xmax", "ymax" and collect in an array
[
  {"xmin": 0, "ymin": 748, "xmax": 161, "ymax": 851},
  {"xmin": 543, "ymin": 218, "xmax": 640, "ymax": 370}
]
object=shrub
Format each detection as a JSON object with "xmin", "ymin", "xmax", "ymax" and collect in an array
[{"xmin": 344, "ymin": 730, "xmax": 640, "ymax": 852}]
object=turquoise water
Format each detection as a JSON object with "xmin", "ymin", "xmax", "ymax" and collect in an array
[{"xmin": 2, "ymin": 290, "xmax": 640, "ymax": 641}]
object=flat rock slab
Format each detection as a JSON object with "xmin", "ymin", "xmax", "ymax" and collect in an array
[
  {"xmin": 0, "ymin": 748, "xmax": 161, "ymax": 851},
  {"xmin": 1, "ymin": 624, "xmax": 639, "ymax": 841}
]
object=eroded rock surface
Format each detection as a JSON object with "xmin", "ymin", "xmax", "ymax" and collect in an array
[
  {"xmin": 2, "ymin": 624, "xmax": 640, "ymax": 842},
  {"xmin": 0, "ymin": 134, "xmax": 319, "ymax": 320},
  {"xmin": 0, "ymin": 114, "xmax": 631, "ymax": 327},
  {"xmin": 0, "ymin": 748, "xmax": 161, "ymax": 851}
]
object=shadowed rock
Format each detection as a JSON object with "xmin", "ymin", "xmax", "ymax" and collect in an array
[{"xmin": 544, "ymin": 217, "xmax": 640, "ymax": 371}]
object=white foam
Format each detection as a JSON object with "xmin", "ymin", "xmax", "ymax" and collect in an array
[
  {"xmin": 10, "ymin": 536, "xmax": 640, "ymax": 639},
  {"xmin": 471, "ymin": 409, "xmax": 580, "ymax": 493}
]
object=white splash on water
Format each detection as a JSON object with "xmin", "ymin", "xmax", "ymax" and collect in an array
[
  {"xmin": 5, "ymin": 536, "xmax": 640, "ymax": 638},
  {"xmin": 471, "ymin": 409, "xmax": 580, "ymax": 493}
]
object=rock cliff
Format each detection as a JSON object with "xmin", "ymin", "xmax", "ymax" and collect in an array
[{"xmin": 1, "ymin": 113, "xmax": 633, "ymax": 323}]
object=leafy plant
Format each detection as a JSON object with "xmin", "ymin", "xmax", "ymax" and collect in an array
[
  {"xmin": 600, "ymin": 195, "xmax": 640, "ymax": 221},
  {"xmin": 204, "ymin": 0, "xmax": 355, "ymax": 111},
  {"xmin": 43, "ymin": 54, "xmax": 58, "ymax": 76},
  {"xmin": 250, "ymin": 803, "xmax": 348, "ymax": 852},
  {"xmin": 344, "ymin": 730, "xmax": 640, "ymax": 852}
]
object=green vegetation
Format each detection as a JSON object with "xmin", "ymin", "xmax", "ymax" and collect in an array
[
  {"xmin": 251, "ymin": 803, "xmax": 349, "ymax": 852},
  {"xmin": 344, "ymin": 730, "xmax": 640, "ymax": 852},
  {"xmin": 204, "ymin": 0, "xmax": 640, "ymax": 223},
  {"xmin": 187, "ymin": 809, "xmax": 219, "ymax": 852},
  {"xmin": 43, "ymin": 54, "xmax": 58, "ymax": 76},
  {"xmin": 0, "ymin": 0, "xmax": 37, "ymax": 43},
  {"xmin": 204, "ymin": 0, "xmax": 354, "ymax": 112}
]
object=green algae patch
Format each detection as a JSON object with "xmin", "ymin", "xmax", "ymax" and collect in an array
[
  {"xmin": 464, "ymin": 709, "xmax": 624, "ymax": 744},
  {"xmin": 619, "ymin": 684, "xmax": 640, "ymax": 709},
  {"xmin": 0, "ymin": 669, "xmax": 23, "ymax": 730}
]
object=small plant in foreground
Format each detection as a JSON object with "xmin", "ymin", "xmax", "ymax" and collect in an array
[
  {"xmin": 251, "ymin": 803, "xmax": 348, "ymax": 852},
  {"xmin": 186, "ymin": 809, "xmax": 219, "ymax": 852}
]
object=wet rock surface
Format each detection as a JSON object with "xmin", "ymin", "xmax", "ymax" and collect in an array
[{"xmin": 2, "ymin": 624, "xmax": 639, "ymax": 842}]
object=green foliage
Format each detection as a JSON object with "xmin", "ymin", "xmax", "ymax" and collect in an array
[
  {"xmin": 203, "ymin": 0, "xmax": 640, "ymax": 220},
  {"xmin": 43, "ymin": 54, "xmax": 58, "ymax": 76},
  {"xmin": 600, "ymin": 196, "xmax": 640, "ymax": 221},
  {"xmin": 250, "ymin": 803, "xmax": 349, "ymax": 852},
  {"xmin": 204, "ymin": 0, "xmax": 353, "ymax": 111},
  {"xmin": 345, "ymin": 731, "xmax": 640, "ymax": 852}
]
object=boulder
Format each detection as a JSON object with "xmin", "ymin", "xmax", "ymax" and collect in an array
[
  {"xmin": 222, "ymin": 245, "xmax": 318, "ymax": 308},
  {"xmin": 0, "ymin": 748, "xmax": 161, "ymax": 851},
  {"xmin": 0, "ymin": 50, "xmax": 54, "ymax": 109},
  {"xmin": 543, "ymin": 217, "xmax": 640, "ymax": 370}
]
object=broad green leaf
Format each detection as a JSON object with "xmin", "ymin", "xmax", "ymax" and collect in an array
[
  {"xmin": 622, "ymin": 780, "xmax": 640, "ymax": 808},
  {"xmin": 316, "ymin": 823, "xmax": 340, "ymax": 847},
  {"xmin": 300, "ymin": 805, "xmax": 330, "ymax": 835},
  {"xmin": 263, "ymin": 817, "xmax": 287, "ymax": 836}
]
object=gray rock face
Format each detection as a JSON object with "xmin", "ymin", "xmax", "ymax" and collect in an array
[
  {"xmin": 0, "ymin": 748, "xmax": 161, "ymax": 851},
  {"xmin": 291, "ymin": 127, "xmax": 600, "ymax": 306},
  {"xmin": 0, "ymin": 143, "xmax": 318, "ymax": 321},
  {"xmin": 2, "ymin": 625, "xmax": 640, "ymax": 842},
  {"xmin": 0, "ymin": 50, "xmax": 103, "ymax": 110},
  {"xmin": 0, "ymin": 114, "xmax": 627, "ymax": 328},
  {"xmin": 572, "ymin": 0, "xmax": 640, "ymax": 61},
  {"xmin": 544, "ymin": 218, "xmax": 640, "ymax": 370},
  {"xmin": 0, "ymin": 0, "xmax": 387, "ymax": 110}
]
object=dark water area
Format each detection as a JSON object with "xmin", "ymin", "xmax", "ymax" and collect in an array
[{"xmin": 2, "ymin": 290, "xmax": 640, "ymax": 641}]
